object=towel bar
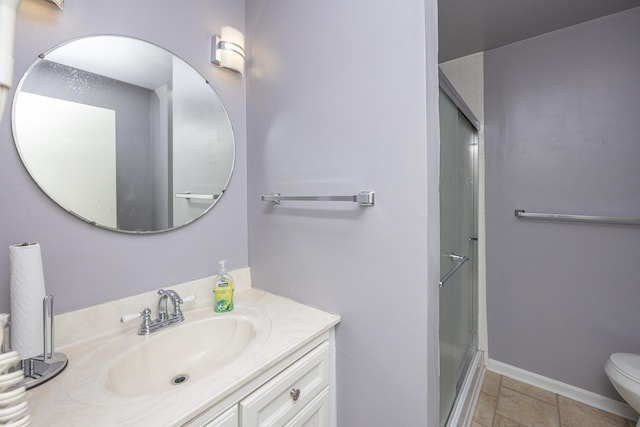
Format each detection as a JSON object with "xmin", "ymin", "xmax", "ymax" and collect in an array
[
  {"xmin": 262, "ymin": 190, "xmax": 375, "ymax": 207},
  {"xmin": 514, "ymin": 209, "xmax": 640, "ymax": 226}
]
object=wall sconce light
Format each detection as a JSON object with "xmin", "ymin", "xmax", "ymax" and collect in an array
[
  {"xmin": 0, "ymin": 0, "xmax": 61, "ymax": 123},
  {"xmin": 211, "ymin": 26, "xmax": 245, "ymax": 75},
  {"xmin": 0, "ymin": 0, "xmax": 22, "ymax": 121},
  {"xmin": 44, "ymin": 0, "xmax": 63, "ymax": 9}
]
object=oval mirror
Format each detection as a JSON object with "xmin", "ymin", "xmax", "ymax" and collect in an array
[{"xmin": 12, "ymin": 35, "xmax": 235, "ymax": 233}]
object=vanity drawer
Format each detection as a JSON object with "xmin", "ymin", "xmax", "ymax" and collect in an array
[
  {"xmin": 204, "ymin": 405, "xmax": 238, "ymax": 427},
  {"xmin": 239, "ymin": 341, "xmax": 329, "ymax": 426},
  {"xmin": 284, "ymin": 387, "xmax": 329, "ymax": 427}
]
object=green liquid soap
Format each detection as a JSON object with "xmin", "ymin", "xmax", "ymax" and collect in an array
[{"xmin": 214, "ymin": 260, "xmax": 234, "ymax": 312}]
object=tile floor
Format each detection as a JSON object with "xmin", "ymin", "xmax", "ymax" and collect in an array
[{"xmin": 472, "ymin": 371, "xmax": 636, "ymax": 427}]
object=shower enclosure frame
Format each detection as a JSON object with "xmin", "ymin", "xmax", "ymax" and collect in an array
[{"xmin": 438, "ymin": 69, "xmax": 485, "ymax": 427}]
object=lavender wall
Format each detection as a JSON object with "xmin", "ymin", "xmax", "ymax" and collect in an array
[
  {"xmin": 0, "ymin": 0, "xmax": 247, "ymax": 314},
  {"xmin": 485, "ymin": 7, "xmax": 640, "ymax": 399},
  {"xmin": 245, "ymin": 0, "xmax": 440, "ymax": 425}
]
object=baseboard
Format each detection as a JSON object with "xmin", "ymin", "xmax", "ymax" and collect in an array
[{"xmin": 488, "ymin": 359, "xmax": 638, "ymax": 421}]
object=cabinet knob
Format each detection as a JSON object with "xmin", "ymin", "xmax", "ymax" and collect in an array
[{"xmin": 290, "ymin": 388, "xmax": 301, "ymax": 401}]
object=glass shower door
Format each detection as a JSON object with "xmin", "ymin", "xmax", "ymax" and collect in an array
[{"xmin": 438, "ymin": 88, "xmax": 478, "ymax": 426}]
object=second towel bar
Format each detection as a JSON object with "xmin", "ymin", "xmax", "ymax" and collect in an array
[
  {"xmin": 515, "ymin": 209, "xmax": 640, "ymax": 226},
  {"xmin": 262, "ymin": 190, "xmax": 375, "ymax": 207}
]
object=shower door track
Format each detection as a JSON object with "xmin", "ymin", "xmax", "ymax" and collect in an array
[{"xmin": 446, "ymin": 350, "xmax": 485, "ymax": 427}]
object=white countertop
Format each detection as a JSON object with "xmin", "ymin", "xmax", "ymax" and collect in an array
[{"xmin": 25, "ymin": 283, "xmax": 340, "ymax": 426}]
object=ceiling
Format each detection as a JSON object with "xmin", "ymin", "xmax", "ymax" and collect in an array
[{"xmin": 438, "ymin": 0, "xmax": 640, "ymax": 62}]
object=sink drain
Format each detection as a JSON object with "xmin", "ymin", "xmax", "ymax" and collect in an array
[{"xmin": 171, "ymin": 374, "xmax": 189, "ymax": 385}]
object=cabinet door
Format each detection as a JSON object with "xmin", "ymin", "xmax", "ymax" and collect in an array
[
  {"xmin": 204, "ymin": 405, "xmax": 238, "ymax": 427},
  {"xmin": 240, "ymin": 342, "xmax": 329, "ymax": 426},
  {"xmin": 284, "ymin": 387, "xmax": 329, "ymax": 427}
]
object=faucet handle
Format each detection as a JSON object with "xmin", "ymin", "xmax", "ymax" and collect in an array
[
  {"xmin": 174, "ymin": 293, "xmax": 196, "ymax": 312},
  {"xmin": 120, "ymin": 308, "xmax": 153, "ymax": 335},
  {"xmin": 120, "ymin": 308, "xmax": 152, "ymax": 323},
  {"xmin": 182, "ymin": 294, "xmax": 196, "ymax": 304},
  {"xmin": 168, "ymin": 292, "xmax": 195, "ymax": 321}
]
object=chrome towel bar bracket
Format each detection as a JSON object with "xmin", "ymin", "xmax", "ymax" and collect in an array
[{"xmin": 262, "ymin": 190, "xmax": 375, "ymax": 207}]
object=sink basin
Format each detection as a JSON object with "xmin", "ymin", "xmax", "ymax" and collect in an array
[{"xmin": 105, "ymin": 316, "xmax": 258, "ymax": 397}]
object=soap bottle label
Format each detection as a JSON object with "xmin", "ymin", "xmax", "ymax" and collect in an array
[{"xmin": 215, "ymin": 280, "xmax": 234, "ymax": 312}]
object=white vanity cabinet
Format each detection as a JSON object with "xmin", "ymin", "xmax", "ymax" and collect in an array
[
  {"xmin": 189, "ymin": 333, "xmax": 335, "ymax": 427},
  {"xmin": 204, "ymin": 406, "xmax": 239, "ymax": 427},
  {"xmin": 239, "ymin": 341, "xmax": 330, "ymax": 426},
  {"xmin": 26, "ymin": 288, "xmax": 340, "ymax": 427}
]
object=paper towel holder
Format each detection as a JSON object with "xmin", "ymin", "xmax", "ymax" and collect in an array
[{"xmin": 15, "ymin": 295, "xmax": 68, "ymax": 389}]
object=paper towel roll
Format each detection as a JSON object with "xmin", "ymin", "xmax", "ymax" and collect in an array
[{"xmin": 10, "ymin": 242, "xmax": 46, "ymax": 360}]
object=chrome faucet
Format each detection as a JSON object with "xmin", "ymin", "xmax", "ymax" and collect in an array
[
  {"xmin": 157, "ymin": 289, "xmax": 185, "ymax": 323},
  {"xmin": 120, "ymin": 289, "xmax": 195, "ymax": 335},
  {"xmin": 157, "ymin": 292, "xmax": 169, "ymax": 322}
]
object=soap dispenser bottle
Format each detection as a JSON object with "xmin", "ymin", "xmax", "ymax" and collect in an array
[{"xmin": 214, "ymin": 260, "xmax": 234, "ymax": 312}]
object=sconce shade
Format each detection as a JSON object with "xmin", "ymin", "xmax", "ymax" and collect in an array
[
  {"xmin": 212, "ymin": 26, "xmax": 245, "ymax": 75},
  {"xmin": 0, "ymin": 0, "xmax": 60, "ymax": 122},
  {"xmin": 0, "ymin": 0, "xmax": 22, "ymax": 122},
  {"xmin": 44, "ymin": 0, "xmax": 62, "ymax": 9},
  {"xmin": 0, "ymin": 0, "xmax": 21, "ymax": 86}
]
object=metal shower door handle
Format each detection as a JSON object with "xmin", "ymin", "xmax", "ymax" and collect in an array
[{"xmin": 439, "ymin": 253, "xmax": 469, "ymax": 287}]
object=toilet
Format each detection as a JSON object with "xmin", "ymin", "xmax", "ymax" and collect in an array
[{"xmin": 605, "ymin": 353, "xmax": 640, "ymax": 426}]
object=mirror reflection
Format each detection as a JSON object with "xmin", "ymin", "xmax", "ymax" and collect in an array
[{"xmin": 12, "ymin": 35, "xmax": 235, "ymax": 233}]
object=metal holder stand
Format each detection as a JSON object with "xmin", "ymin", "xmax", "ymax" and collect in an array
[{"xmin": 16, "ymin": 295, "xmax": 68, "ymax": 389}]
